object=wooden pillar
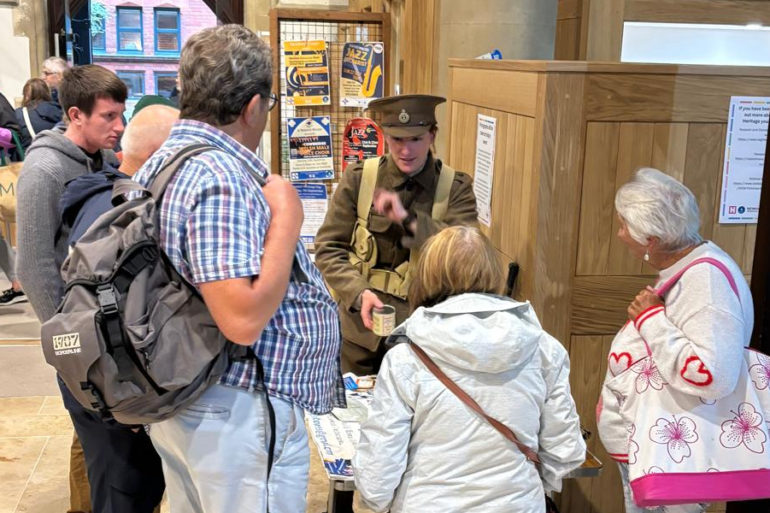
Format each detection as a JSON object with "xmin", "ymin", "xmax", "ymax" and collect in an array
[
  {"xmin": 555, "ymin": 0, "xmax": 625, "ymax": 61},
  {"xmin": 584, "ymin": 0, "xmax": 624, "ymax": 61},
  {"xmin": 554, "ymin": 0, "xmax": 584, "ymax": 60},
  {"xmin": 400, "ymin": 0, "xmax": 439, "ymax": 94}
]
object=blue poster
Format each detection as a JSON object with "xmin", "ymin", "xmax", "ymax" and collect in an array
[
  {"xmin": 287, "ymin": 116, "xmax": 334, "ymax": 181},
  {"xmin": 294, "ymin": 183, "xmax": 328, "ymax": 245}
]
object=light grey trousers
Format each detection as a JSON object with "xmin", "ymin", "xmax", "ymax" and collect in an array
[{"xmin": 0, "ymin": 232, "xmax": 16, "ymax": 283}]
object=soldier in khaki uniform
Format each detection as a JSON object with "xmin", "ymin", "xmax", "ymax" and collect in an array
[{"xmin": 315, "ymin": 94, "xmax": 478, "ymax": 375}]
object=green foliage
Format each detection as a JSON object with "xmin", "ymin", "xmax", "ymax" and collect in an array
[{"xmin": 90, "ymin": 1, "xmax": 108, "ymax": 34}]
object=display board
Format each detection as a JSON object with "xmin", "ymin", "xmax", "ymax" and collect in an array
[{"xmin": 269, "ymin": 9, "xmax": 391, "ymax": 189}]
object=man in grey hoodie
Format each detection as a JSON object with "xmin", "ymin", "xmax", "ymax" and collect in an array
[{"xmin": 16, "ymin": 65, "xmax": 163, "ymax": 513}]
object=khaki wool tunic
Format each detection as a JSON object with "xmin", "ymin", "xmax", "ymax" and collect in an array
[{"xmin": 315, "ymin": 153, "xmax": 478, "ymax": 351}]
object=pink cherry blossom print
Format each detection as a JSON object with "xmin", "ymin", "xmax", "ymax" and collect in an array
[
  {"xmin": 719, "ymin": 403, "xmax": 767, "ymax": 454},
  {"xmin": 749, "ymin": 353, "xmax": 770, "ymax": 391},
  {"xmin": 608, "ymin": 352, "xmax": 633, "ymax": 376},
  {"xmin": 633, "ymin": 358, "xmax": 666, "ymax": 394},
  {"xmin": 649, "ymin": 416, "xmax": 698, "ymax": 463},
  {"xmin": 628, "ymin": 424, "xmax": 639, "ymax": 465}
]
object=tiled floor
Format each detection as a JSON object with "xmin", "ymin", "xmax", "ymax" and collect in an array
[
  {"xmin": 0, "ymin": 346, "xmax": 369, "ymax": 513},
  {"xmin": 0, "ymin": 395, "xmax": 71, "ymax": 513}
]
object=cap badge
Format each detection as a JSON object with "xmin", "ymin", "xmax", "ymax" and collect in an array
[{"xmin": 398, "ymin": 109, "xmax": 410, "ymax": 124}]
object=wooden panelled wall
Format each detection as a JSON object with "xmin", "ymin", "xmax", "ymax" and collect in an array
[
  {"xmin": 556, "ymin": 0, "xmax": 770, "ymax": 61},
  {"xmin": 350, "ymin": 0, "xmax": 440, "ymax": 95},
  {"xmin": 447, "ymin": 60, "xmax": 770, "ymax": 513}
]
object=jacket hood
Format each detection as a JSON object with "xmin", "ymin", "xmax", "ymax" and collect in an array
[
  {"xmin": 35, "ymin": 101, "xmax": 63, "ymax": 124},
  {"xmin": 394, "ymin": 293, "xmax": 546, "ymax": 374},
  {"xmin": 59, "ymin": 166, "xmax": 127, "ymax": 225},
  {"xmin": 26, "ymin": 126, "xmax": 119, "ymax": 170}
]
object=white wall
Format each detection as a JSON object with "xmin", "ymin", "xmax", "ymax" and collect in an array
[
  {"xmin": 0, "ymin": 6, "xmax": 31, "ymax": 105},
  {"xmin": 435, "ymin": 0, "xmax": 558, "ymax": 154}
]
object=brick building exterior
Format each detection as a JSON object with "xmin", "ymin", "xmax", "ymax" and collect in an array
[{"xmin": 91, "ymin": 0, "xmax": 216, "ymax": 116}]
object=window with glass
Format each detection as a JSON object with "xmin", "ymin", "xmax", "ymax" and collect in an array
[
  {"xmin": 92, "ymin": 31, "xmax": 106, "ymax": 52},
  {"xmin": 154, "ymin": 8, "xmax": 181, "ymax": 54},
  {"xmin": 155, "ymin": 72, "xmax": 177, "ymax": 98},
  {"xmin": 90, "ymin": 1, "xmax": 108, "ymax": 52},
  {"xmin": 117, "ymin": 71, "xmax": 145, "ymax": 98},
  {"xmin": 117, "ymin": 7, "xmax": 143, "ymax": 53}
]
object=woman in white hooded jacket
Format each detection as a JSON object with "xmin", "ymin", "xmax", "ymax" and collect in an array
[{"xmin": 353, "ymin": 226, "xmax": 586, "ymax": 513}]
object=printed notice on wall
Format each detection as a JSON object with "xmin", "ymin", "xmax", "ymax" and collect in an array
[
  {"xmin": 473, "ymin": 114, "xmax": 497, "ymax": 227},
  {"xmin": 719, "ymin": 96, "xmax": 770, "ymax": 224},
  {"xmin": 287, "ymin": 116, "xmax": 334, "ymax": 181},
  {"xmin": 283, "ymin": 40, "xmax": 331, "ymax": 106},
  {"xmin": 340, "ymin": 42, "xmax": 385, "ymax": 107},
  {"xmin": 294, "ymin": 183, "xmax": 328, "ymax": 247}
]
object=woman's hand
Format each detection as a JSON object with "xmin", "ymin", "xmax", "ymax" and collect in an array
[
  {"xmin": 359, "ymin": 289, "xmax": 384, "ymax": 330},
  {"xmin": 628, "ymin": 286, "xmax": 664, "ymax": 320},
  {"xmin": 373, "ymin": 188, "xmax": 408, "ymax": 224}
]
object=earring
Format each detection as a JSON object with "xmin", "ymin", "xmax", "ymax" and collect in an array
[{"xmin": 644, "ymin": 250, "xmax": 650, "ymax": 262}]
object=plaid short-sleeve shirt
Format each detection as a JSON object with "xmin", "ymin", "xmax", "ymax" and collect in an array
[{"xmin": 133, "ymin": 119, "xmax": 345, "ymax": 414}]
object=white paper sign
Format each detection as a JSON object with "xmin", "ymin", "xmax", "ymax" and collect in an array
[
  {"xmin": 473, "ymin": 114, "xmax": 497, "ymax": 227},
  {"xmin": 294, "ymin": 183, "xmax": 328, "ymax": 247},
  {"xmin": 719, "ymin": 96, "xmax": 770, "ymax": 224}
]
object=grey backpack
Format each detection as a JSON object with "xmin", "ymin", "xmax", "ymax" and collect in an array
[{"xmin": 41, "ymin": 144, "xmax": 249, "ymax": 425}]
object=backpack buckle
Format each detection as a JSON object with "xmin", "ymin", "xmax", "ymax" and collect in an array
[{"xmin": 96, "ymin": 285, "xmax": 119, "ymax": 315}]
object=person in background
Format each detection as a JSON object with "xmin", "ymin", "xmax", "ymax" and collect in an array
[
  {"xmin": 56, "ymin": 104, "xmax": 179, "ymax": 513},
  {"xmin": 354, "ymin": 226, "xmax": 586, "ymax": 512},
  {"xmin": 315, "ymin": 94, "xmax": 478, "ymax": 376},
  {"xmin": 0, "ymin": 92, "xmax": 24, "ymax": 161},
  {"xmin": 0, "ymin": 235, "xmax": 25, "ymax": 305},
  {"xmin": 15, "ymin": 64, "xmax": 149, "ymax": 513},
  {"xmin": 41, "ymin": 56, "xmax": 69, "ymax": 105},
  {"xmin": 597, "ymin": 168, "xmax": 753, "ymax": 513},
  {"xmin": 130, "ymin": 94, "xmax": 175, "ymax": 120},
  {"xmin": 15, "ymin": 78, "xmax": 62, "ymax": 150},
  {"xmin": 61, "ymin": 104, "xmax": 178, "ymax": 243}
]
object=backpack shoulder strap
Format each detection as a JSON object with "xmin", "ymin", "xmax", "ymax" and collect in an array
[
  {"xmin": 357, "ymin": 157, "xmax": 380, "ymax": 227},
  {"xmin": 148, "ymin": 143, "xmax": 219, "ymax": 200},
  {"xmin": 22, "ymin": 107, "xmax": 36, "ymax": 138},
  {"xmin": 656, "ymin": 256, "xmax": 740, "ymax": 301},
  {"xmin": 431, "ymin": 162, "xmax": 455, "ymax": 221}
]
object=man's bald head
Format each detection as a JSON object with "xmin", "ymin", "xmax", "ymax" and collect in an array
[{"xmin": 120, "ymin": 104, "xmax": 179, "ymax": 176}]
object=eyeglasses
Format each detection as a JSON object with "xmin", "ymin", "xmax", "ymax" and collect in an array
[{"xmin": 268, "ymin": 93, "xmax": 278, "ymax": 111}]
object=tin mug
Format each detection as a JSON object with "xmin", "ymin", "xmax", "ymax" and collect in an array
[{"xmin": 372, "ymin": 305, "xmax": 396, "ymax": 337}]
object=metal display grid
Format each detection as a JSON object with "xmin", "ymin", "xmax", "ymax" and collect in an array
[{"xmin": 269, "ymin": 9, "xmax": 391, "ymax": 187}]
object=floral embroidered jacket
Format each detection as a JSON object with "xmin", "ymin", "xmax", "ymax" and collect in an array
[{"xmin": 597, "ymin": 242, "xmax": 754, "ymax": 461}]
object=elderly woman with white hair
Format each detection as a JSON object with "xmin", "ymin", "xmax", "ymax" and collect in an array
[{"xmin": 596, "ymin": 168, "xmax": 754, "ymax": 513}]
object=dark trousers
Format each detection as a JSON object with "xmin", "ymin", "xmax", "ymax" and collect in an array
[
  {"xmin": 340, "ymin": 338, "xmax": 387, "ymax": 376},
  {"xmin": 58, "ymin": 378, "xmax": 165, "ymax": 513}
]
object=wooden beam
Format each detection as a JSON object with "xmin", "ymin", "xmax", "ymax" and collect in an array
[
  {"xmin": 626, "ymin": 0, "xmax": 770, "ymax": 26},
  {"xmin": 585, "ymin": 0, "xmax": 625, "ymax": 61}
]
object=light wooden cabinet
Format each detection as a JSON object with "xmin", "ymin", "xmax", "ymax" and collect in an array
[{"xmin": 447, "ymin": 59, "xmax": 770, "ymax": 513}]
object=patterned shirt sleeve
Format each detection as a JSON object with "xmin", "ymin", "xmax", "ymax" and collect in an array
[{"xmin": 184, "ymin": 159, "xmax": 266, "ymax": 284}]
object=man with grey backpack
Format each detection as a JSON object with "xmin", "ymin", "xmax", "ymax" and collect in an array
[{"xmin": 127, "ymin": 25, "xmax": 344, "ymax": 513}]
